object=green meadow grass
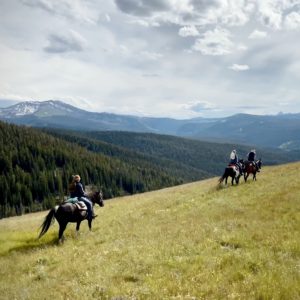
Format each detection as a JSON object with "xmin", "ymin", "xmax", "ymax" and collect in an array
[{"xmin": 0, "ymin": 162, "xmax": 299, "ymax": 299}]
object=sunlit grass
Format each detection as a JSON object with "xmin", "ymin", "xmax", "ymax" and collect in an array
[{"xmin": 0, "ymin": 162, "xmax": 299, "ymax": 299}]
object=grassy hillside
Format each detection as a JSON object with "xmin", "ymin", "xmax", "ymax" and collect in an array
[{"xmin": 0, "ymin": 162, "xmax": 299, "ymax": 299}]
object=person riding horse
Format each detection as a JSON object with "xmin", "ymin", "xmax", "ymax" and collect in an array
[
  {"xmin": 247, "ymin": 149, "xmax": 260, "ymax": 172},
  {"xmin": 229, "ymin": 150, "xmax": 243, "ymax": 175},
  {"xmin": 69, "ymin": 175, "xmax": 97, "ymax": 219}
]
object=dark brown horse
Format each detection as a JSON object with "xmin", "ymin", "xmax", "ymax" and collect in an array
[
  {"xmin": 244, "ymin": 160, "xmax": 262, "ymax": 182},
  {"xmin": 219, "ymin": 160, "xmax": 244, "ymax": 186},
  {"xmin": 39, "ymin": 191, "xmax": 104, "ymax": 243}
]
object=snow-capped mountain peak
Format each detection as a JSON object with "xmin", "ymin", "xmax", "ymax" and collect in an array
[{"xmin": 0, "ymin": 100, "xmax": 79, "ymax": 118}]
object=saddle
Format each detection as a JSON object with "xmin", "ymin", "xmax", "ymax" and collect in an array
[
  {"xmin": 75, "ymin": 201, "xmax": 87, "ymax": 211},
  {"xmin": 245, "ymin": 161, "xmax": 254, "ymax": 167},
  {"xmin": 228, "ymin": 164, "xmax": 238, "ymax": 170},
  {"xmin": 63, "ymin": 198, "xmax": 87, "ymax": 211}
]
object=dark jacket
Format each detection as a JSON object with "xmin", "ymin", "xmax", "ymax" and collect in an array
[
  {"xmin": 70, "ymin": 182, "xmax": 87, "ymax": 198},
  {"xmin": 248, "ymin": 151, "xmax": 256, "ymax": 161}
]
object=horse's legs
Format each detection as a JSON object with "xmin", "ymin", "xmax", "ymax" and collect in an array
[
  {"xmin": 231, "ymin": 176, "xmax": 234, "ymax": 185},
  {"xmin": 225, "ymin": 176, "xmax": 228, "ymax": 185},
  {"xmin": 253, "ymin": 172, "xmax": 256, "ymax": 181},
  {"xmin": 75, "ymin": 221, "xmax": 81, "ymax": 238},
  {"xmin": 244, "ymin": 173, "xmax": 248, "ymax": 182},
  {"xmin": 58, "ymin": 222, "xmax": 67, "ymax": 243},
  {"xmin": 76, "ymin": 221, "xmax": 81, "ymax": 232},
  {"xmin": 88, "ymin": 219, "xmax": 92, "ymax": 231}
]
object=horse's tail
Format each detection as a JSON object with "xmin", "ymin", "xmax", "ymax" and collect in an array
[
  {"xmin": 38, "ymin": 206, "xmax": 57, "ymax": 239},
  {"xmin": 219, "ymin": 169, "xmax": 226, "ymax": 183}
]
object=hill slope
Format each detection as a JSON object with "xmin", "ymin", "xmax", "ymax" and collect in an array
[{"xmin": 0, "ymin": 162, "xmax": 299, "ymax": 299}]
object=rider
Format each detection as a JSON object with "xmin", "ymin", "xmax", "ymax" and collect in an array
[
  {"xmin": 69, "ymin": 175, "xmax": 97, "ymax": 219},
  {"xmin": 229, "ymin": 149, "xmax": 243, "ymax": 175},
  {"xmin": 247, "ymin": 149, "xmax": 260, "ymax": 172}
]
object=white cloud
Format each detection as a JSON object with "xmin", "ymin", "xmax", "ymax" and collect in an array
[
  {"xmin": 219, "ymin": 0, "xmax": 254, "ymax": 27},
  {"xmin": 21, "ymin": 0, "xmax": 99, "ymax": 24},
  {"xmin": 229, "ymin": 64, "xmax": 250, "ymax": 71},
  {"xmin": 248, "ymin": 29, "xmax": 268, "ymax": 39},
  {"xmin": 140, "ymin": 51, "xmax": 163, "ymax": 60},
  {"xmin": 257, "ymin": 1, "xmax": 283, "ymax": 30},
  {"xmin": 178, "ymin": 25, "xmax": 199, "ymax": 37},
  {"xmin": 184, "ymin": 101, "xmax": 217, "ymax": 112},
  {"xmin": 1, "ymin": 0, "xmax": 300, "ymax": 118},
  {"xmin": 105, "ymin": 14, "xmax": 111, "ymax": 22},
  {"xmin": 128, "ymin": 19, "xmax": 160, "ymax": 27},
  {"xmin": 284, "ymin": 11, "xmax": 300, "ymax": 29},
  {"xmin": 192, "ymin": 27, "xmax": 234, "ymax": 55},
  {"xmin": 44, "ymin": 30, "xmax": 87, "ymax": 53}
]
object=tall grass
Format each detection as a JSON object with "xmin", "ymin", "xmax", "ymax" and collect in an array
[{"xmin": 0, "ymin": 162, "xmax": 299, "ymax": 299}]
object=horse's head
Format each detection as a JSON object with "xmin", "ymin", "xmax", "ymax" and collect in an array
[
  {"xmin": 91, "ymin": 191, "xmax": 104, "ymax": 207},
  {"xmin": 257, "ymin": 159, "xmax": 262, "ymax": 169}
]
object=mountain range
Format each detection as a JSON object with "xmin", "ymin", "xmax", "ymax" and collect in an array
[{"xmin": 1, "ymin": 100, "xmax": 300, "ymax": 150}]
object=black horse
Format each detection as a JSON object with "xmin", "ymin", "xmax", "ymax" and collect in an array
[
  {"xmin": 219, "ymin": 160, "xmax": 244, "ymax": 186},
  {"xmin": 244, "ymin": 159, "xmax": 262, "ymax": 182},
  {"xmin": 39, "ymin": 191, "xmax": 104, "ymax": 242}
]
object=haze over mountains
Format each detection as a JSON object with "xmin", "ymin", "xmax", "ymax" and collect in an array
[{"xmin": 1, "ymin": 100, "xmax": 300, "ymax": 150}]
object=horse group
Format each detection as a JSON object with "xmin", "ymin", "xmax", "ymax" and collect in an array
[
  {"xmin": 219, "ymin": 159, "xmax": 262, "ymax": 186},
  {"xmin": 39, "ymin": 160, "xmax": 261, "ymax": 242}
]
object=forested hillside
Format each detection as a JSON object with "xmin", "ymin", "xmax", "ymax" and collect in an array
[
  {"xmin": 0, "ymin": 122, "xmax": 181, "ymax": 218},
  {"xmin": 44, "ymin": 129, "xmax": 300, "ymax": 175}
]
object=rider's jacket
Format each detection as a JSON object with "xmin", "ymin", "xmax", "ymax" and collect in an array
[
  {"xmin": 247, "ymin": 152, "xmax": 256, "ymax": 161},
  {"xmin": 70, "ymin": 182, "xmax": 87, "ymax": 198}
]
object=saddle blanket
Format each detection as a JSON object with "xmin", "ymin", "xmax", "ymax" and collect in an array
[{"xmin": 63, "ymin": 198, "xmax": 87, "ymax": 211}]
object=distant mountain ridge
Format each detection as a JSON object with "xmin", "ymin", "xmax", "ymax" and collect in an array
[{"xmin": 1, "ymin": 100, "xmax": 300, "ymax": 150}]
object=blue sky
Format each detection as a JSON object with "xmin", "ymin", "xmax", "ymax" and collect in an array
[{"xmin": 0, "ymin": 0, "xmax": 300, "ymax": 118}]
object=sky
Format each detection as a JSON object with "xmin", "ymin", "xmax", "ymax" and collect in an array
[{"xmin": 0, "ymin": 0, "xmax": 300, "ymax": 119}]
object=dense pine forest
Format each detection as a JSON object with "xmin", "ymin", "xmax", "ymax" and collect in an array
[
  {"xmin": 44, "ymin": 129, "xmax": 299, "ymax": 174},
  {"xmin": 0, "ymin": 122, "xmax": 181, "ymax": 218}
]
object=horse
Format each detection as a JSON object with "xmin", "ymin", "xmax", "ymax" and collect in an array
[
  {"xmin": 244, "ymin": 159, "xmax": 262, "ymax": 182},
  {"xmin": 219, "ymin": 160, "xmax": 244, "ymax": 186},
  {"xmin": 39, "ymin": 191, "xmax": 104, "ymax": 243}
]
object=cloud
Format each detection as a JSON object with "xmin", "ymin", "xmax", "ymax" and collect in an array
[
  {"xmin": 44, "ymin": 30, "xmax": 87, "ymax": 53},
  {"xmin": 142, "ymin": 73, "xmax": 160, "ymax": 78},
  {"xmin": 114, "ymin": 0, "xmax": 170, "ymax": 17},
  {"xmin": 257, "ymin": 1, "xmax": 283, "ymax": 30},
  {"xmin": 127, "ymin": 19, "xmax": 160, "ymax": 27},
  {"xmin": 192, "ymin": 28, "xmax": 234, "ymax": 55},
  {"xmin": 229, "ymin": 64, "xmax": 250, "ymax": 71},
  {"xmin": 248, "ymin": 29, "xmax": 268, "ymax": 39},
  {"xmin": 185, "ymin": 101, "xmax": 217, "ymax": 112},
  {"xmin": 237, "ymin": 105, "xmax": 266, "ymax": 109},
  {"xmin": 140, "ymin": 51, "xmax": 163, "ymax": 60},
  {"xmin": 178, "ymin": 25, "xmax": 199, "ymax": 37},
  {"xmin": 105, "ymin": 14, "xmax": 111, "ymax": 22},
  {"xmin": 21, "ymin": 0, "xmax": 99, "ymax": 24},
  {"xmin": 284, "ymin": 11, "xmax": 300, "ymax": 29}
]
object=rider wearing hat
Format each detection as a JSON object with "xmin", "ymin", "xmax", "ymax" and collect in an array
[
  {"xmin": 69, "ymin": 175, "xmax": 97, "ymax": 219},
  {"xmin": 229, "ymin": 149, "xmax": 243, "ymax": 175},
  {"xmin": 247, "ymin": 149, "xmax": 260, "ymax": 172}
]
